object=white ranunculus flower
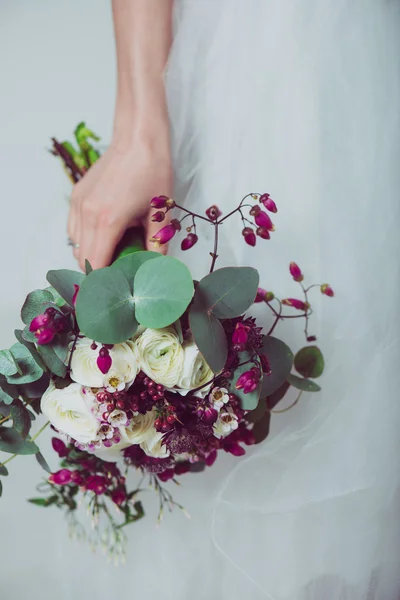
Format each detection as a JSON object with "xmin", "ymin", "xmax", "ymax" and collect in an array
[
  {"xmin": 135, "ymin": 326, "xmax": 184, "ymax": 388},
  {"xmin": 140, "ymin": 427, "xmax": 170, "ymax": 459},
  {"xmin": 41, "ymin": 381, "xmax": 99, "ymax": 444},
  {"xmin": 176, "ymin": 337, "xmax": 214, "ymax": 396},
  {"xmin": 70, "ymin": 337, "xmax": 139, "ymax": 389}
]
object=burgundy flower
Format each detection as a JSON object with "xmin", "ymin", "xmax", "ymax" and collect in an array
[
  {"xmin": 86, "ymin": 475, "xmax": 109, "ymax": 495},
  {"xmin": 150, "ymin": 195, "xmax": 174, "ymax": 209},
  {"xmin": 282, "ymin": 298, "xmax": 309, "ymax": 311},
  {"xmin": 321, "ymin": 284, "xmax": 334, "ymax": 297},
  {"xmin": 29, "ymin": 313, "xmax": 49, "ymax": 332},
  {"xmin": 205, "ymin": 205, "xmax": 222, "ymax": 221},
  {"xmin": 232, "ymin": 322, "xmax": 249, "ymax": 345},
  {"xmin": 235, "ymin": 367, "xmax": 260, "ymax": 394},
  {"xmin": 223, "ymin": 442, "xmax": 246, "ymax": 457},
  {"xmin": 205, "ymin": 450, "xmax": 217, "ymax": 467},
  {"xmin": 70, "ymin": 471, "xmax": 84, "ymax": 486},
  {"xmin": 256, "ymin": 226, "xmax": 270, "ymax": 240},
  {"xmin": 151, "ymin": 211, "xmax": 165, "ymax": 223},
  {"xmin": 49, "ymin": 469, "xmax": 72, "ymax": 485},
  {"xmin": 249, "ymin": 205, "xmax": 261, "ymax": 217},
  {"xmin": 289, "ymin": 262, "xmax": 304, "ymax": 282},
  {"xmin": 181, "ymin": 233, "xmax": 198, "ymax": 251},
  {"xmin": 97, "ymin": 347, "xmax": 112, "ymax": 374},
  {"xmin": 51, "ymin": 437, "xmax": 69, "ymax": 458},
  {"xmin": 260, "ymin": 194, "xmax": 278, "ymax": 213},
  {"xmin": 242, "ymin": 227, "xmax": 256, "ymax": 247},
  {"xmin": 174, "ymin": 462, "xmax": 190, "ymax": 476},
  {"xmin": 150, "ymin": 219, "xmax": 181, "ymax": 247},
  {"xmin": 36, "ymin": 328, "xmax": 56, "ymax": 345},
  {"xmin": 196, "ymin": 405, "xmax": 218, "ymax": 424},
  {"xmin": 111, "ymin": 488, "xmax": 127, "ymax": 506},
  {"xmin": 255, "ymin": 210, "xmax": 274, "ymax": 231},
  {"xmin": 158, "ymin": 469, "xmax": 175, "ymax": 482}
]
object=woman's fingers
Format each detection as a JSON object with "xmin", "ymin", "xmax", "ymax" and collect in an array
[{"xmin": 68, "ymin": 190, "xmax": 81, "ymax": 260}]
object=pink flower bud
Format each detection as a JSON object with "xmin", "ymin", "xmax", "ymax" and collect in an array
[
  {"xmin": 321, "ymin": 284, "xmax": 334, "ymax": 297},
  {"xmin": 86, "ymin": 475, "xmax": 108, "ymax": 495},
  {"xmin": 242, "ymin": 227, "xmax": 256, "ymax": 247},
  {"xmin": 150, "ymin": 220, "xmax": 180, "ymax": 246},
  {"xmin": 232, "ymin": 323, "xmax": 249, "ymax": 345},
  {"xmin": 223, "ymin": 442, "xmax": 246, "ymax": 457},
  {"xmin": 151, "ymin": 211, "xmax": 165, "ymax": 223},
  {"xmin": 249, "ymin": 205, "xmax": 261, "ymax": 217},
  {"xmin": 255, "ymin": 210, "xmax": 274, "ymax": 231},
  {"xmin": 111, "ymin": 488, "xmax": 127, "ymax": 506},
  {"xmin": 29, "ymin": 313, "xmax": 49, "ymax": 332},
  {"xmin": 254, "ymin": 288, "xmax": 274, "ymax": 303},
  {"xmin": 196, "ymin": 405, "xmax": 218, "ymax": 424},
  {"xmin": 236, "ymin": 368, "xmax": 260, "ymax": 393},
  {"xmin": 181, "ymin": 233, "xmax": 198, "ymax": 251},
  {"xmin": 49, "ymin": 469, "xmax": 72, "ymax": 485},
  {"xmin": 51, "ymin": 437, "xmax": 69, "ymax": 457},
  {"xmin": 205, "ymin": 205, "xmax": 222, "ymax": 221},
  {"xmin": 158, "ymin": 469, "xmax": 175, "ymax": 483},
  {"xmin": 205, "ymin": 449, "xmax": 217, "ymax": 467},
  {"xmin": 70, "ymin": 471, "xmax": 84, "ymax": 486},
  {"xmin": 289, "ymin": 262, "xmax": 304, "ymax": 282},
  {"xmin": 260, "ymin": 193, "xmax": 277, "ymax": 213},
  {"xmin": 150, "ymin": 195, "xmax": 169, "ymax": 209},
  {"xmin": 36, "ymin": 327, "xmax": 56, "ymax": 345},
  {"xmin": 97, "ymin": 351, "xmax": 112, "ymax": 375},
  {"xmin": 282, "ymin": 298, "xmax": 310, "ymax": 311},
  {"xmin": 256, "ymin": 226, "xmax": 270, "ymax": 240},
  {"xmin": 72, "ymin": 284, "xmax": 80, "ymax": 306},
  {"xmin": 174, "ymin": 462, "xmax": 190, "ymax": 475}
]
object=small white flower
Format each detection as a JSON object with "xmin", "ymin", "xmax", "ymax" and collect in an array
[
  {"xmin": 209, "ymin": 387, "xmax": 230, "ymax": 410},
  {"xmin": 213, "ymin": 407, "xmax": 239, "ymax": 439},
  {"xmin": 103, "ymin": 371, "xmax": 126, "ymax": 393},
  {"xmin": 41, "ymin": 381, "xmax": 99, "ymax": 444},
  {"xmin": 108, "ymin": 409, "xmax": 128, "ymax": 427},
  {"xmin": 97, "ymin": 423, "xmax": 114, "ymax": 440},
  {"xmin": 70, "ymin": 337, "xmax": 139, "ymax": 389}
]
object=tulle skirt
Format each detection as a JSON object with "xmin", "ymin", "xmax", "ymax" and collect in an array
[{"xmin": 166, "ymin": 1, "xmax": 400, "ymax": 598}]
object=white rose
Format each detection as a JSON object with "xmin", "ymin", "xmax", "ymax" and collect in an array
[
  {"xmin": 70, "ymin": 337, "xmax": 139, "ymax": 389},
  {"xmin": 41, "ymin": 381, "xmax": 99, "ymax": 444},
  {"xmin": 176, "ymin": 337, "xmax": 214, "ymax": 395},
  {"xmin": 135, "ymin": 327, "xmax": 184, "ymax": 388},
  {"xmin": 140, "ymin": 428, "xmax": 170, "ymax": 459}
]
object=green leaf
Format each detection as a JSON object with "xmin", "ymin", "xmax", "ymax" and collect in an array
[
  {"xmin": 133, "ymin": 256, "xmax": 194, "ymax": 329},
  {"xmin": 36, "ymin": 451, "xmax": 51, "ymax": 474},
  {"xmin": 189, "ymin": 296, "xmax": 227, "ymax": 373},
  {"xmin": 0, "ymin": 464, "xmax": 8, "ymax": 476},
  {"xmin": 18, "ymin": 375, "xmax": 49, "ymax": 403},
  {"xmin": 294, "ymin": 346, "xmax": 325, "ymax": 379},
  {"xmin": 0, "ymin": 349, "xmax": 20, "ymax": 377},
  {"xmin": 10, "ymin": 399, "xmax": 31, "ymax": 438},
  {"xmin": 46, "ymin": 269, "xmax": 85, "ymax": 307},
  {"xmin": 28, "ymin": 496, "xmax": 58, "ymax": 507},
  {"xmin": 112, "ymin": 251, "xmax": 160, "ymax": 292},
  {"xmin": 38, "ymin": 345, "xmax": 67, "ymax": 378},
  {"xmin": 0, "ymin": 427, "xmax": 39, "ymax": 455},
  {"xmin": 0, "ymin": 480, "xmax": 2, "ymax": 497},
  {"xmin": 287, "ymin": 373, "xmax": 321, "ymax": 392},
  {"xmin": 22, "ymin": 324, "xmax": 38, "ymax": 343},
  {"xmin": 259, "ymin": 336, "xmax": 294, "ymax": 398},
  {"xmin": 0, "ymin": 376, "xmax": 16, "ymax": 405},
  {"xmin": 195, "ymin": 267, "xmax": 259, "ymax": 319},
  {"xmin": 252, "ymin": 412, "xmax": 271, "ymax": 444},
  {"xmin": 114, "ymin": 227, "xmax": 146, "ymax": 260},
  {"xmin": 247, "ymin": 397, "xmax": 267, "ymax": 423},
  {"xmin": 14, "ymin": 330, "xmax": 46, "ymax": 372},
  {"xmin": 21, "ymin": 289, "xmax": 53, "ymax": 325},
  {"xmin": 6, "ymin": 343, "xmax": 44, "ymax": 385},
  {"xmin": 267, "ymin": 381, "xmax": 291, "ymax": 411},
  {"xmin": 233, "ymin": 352, "xmax": 263, "ymax": 411},
  {"xmin": 85, "ymin": 260, "xmax": 93, "ymax": 275},
  {"xmin": 76, "ymin": 267, "xmax": 137, "ymax": 344},
  {"xmin": 45, "ymin": 286, "xmax": 66, "ymax": 308}
]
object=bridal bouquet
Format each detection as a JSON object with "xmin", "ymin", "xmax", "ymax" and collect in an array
[{"xmin": 0, "ymin": 124, "xmax": 333, "ymax": 562}]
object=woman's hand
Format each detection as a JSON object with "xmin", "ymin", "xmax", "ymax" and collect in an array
[{"xmin": 68, "ymin": 134, "xmax": 172, "ymax": 271}]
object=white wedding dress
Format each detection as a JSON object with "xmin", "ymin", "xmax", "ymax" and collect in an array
[{"xmin": 0, "ymin": 1, "xmax": 399, "ymax": 599}]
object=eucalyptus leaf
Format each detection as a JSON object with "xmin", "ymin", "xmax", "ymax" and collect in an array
[
  {"xmin": 0, "ymin": 426, "xmax": 39, "ymax": 455},
  {"xmin": 0, "ymin": 349, "xmax": 20, "ymax": 377},
  {"xmin": 18, "ymin": 375, "xmax": 49, "ymax": 402},
  {"xmin": 45, "ymin": 286, "xmax": 66, "ymax": 308},
  {"xmin": 195, "ymin": 267, "xmax": 259, "ymax": 319},
  {"xmin": 233, "ymin": 352, "xmax": 263, "ymax": 411},
  {"xmin": 0, "ymin": 464, "xmax": 8, "ymax": 476},
  {"xmin": 267, "ymin": 381, "xmax": 291, "ymax": 411},
  {"xmin": 76, "ymin": 267, "xmax": 137, "ymax": 344},
  {"xmin": 14, "ymin": 330, "xmax": 46, "ymax": 372},
  {"xmin": 252, "ymin": 412, "xmax": 271, "ymax": 444},
  {"xmin": 21, "ymin": 289, "xmax": 53, "ymax": 325},
  {"xmin": 0, "ymin": 400, "xmax": 11, "ymax": 418},
  {"xmin": 85, "ymin": 260, "xmax": 93, "ymax": 275},
  {"xmin": 0, "ymin": 376, "xmax": 16, "ymax": 405},
  {"xmin": 22, "ymin": 325, "xmax": 38, "ymax": 344},
  {"xmin": 294, "ymin": 346, "xmax": 325, "ymax": 379},
  {"xmin": 259, "ymin": 336, "xmax": 293, "ymax": 398},
  {"xmin": 6, "ymin": 342, "xmax": 44, "ymax": 385},
  {"xmin": 28, "ymin": 496, "xmax": 58, "ymax": 507},
  {"xmin": 36, "ymin": 451, "xmax": 52, "ymax": 474},
  {"xmin": 189, "ymin": 297, "xmax": 227, "ymax": 373},
  {"xmin": 38, "ymin": 345, "xmax": 67, "ymax": 378},
  {"xmin": 0, "ymin": 480, "xmax": 2, "ymax": 497},
  {"xmin": 112, "ymin": 251, "xmax": 159, "ymax": 292},
  {"xmin": 287, "ymin": 373, "xmax": 321, "ymax": 392},
  {"xmin": 247, "ymin": 397, "xmax": 267, "ymax": 423},
  {"xmin": 46, "ymin": 269, "xmax": 85, "ymax": 307},
  {"xmin": 10, "ymin": 399, "xmax": 31, "ymax": 438},
  {"xmin": 134, "ymin": 256, "xmax": 194, "ymax": 329},
  {"xmin": 51, "ymin": 335, "xmax": 70, "ymax": 366}
]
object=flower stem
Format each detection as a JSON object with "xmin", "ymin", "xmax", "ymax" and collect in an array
[
  {"xmin": 269, "ymin": 390, "xmax": 303, "ymax": 414},
  {"xmin": 209, "ymin": 223, "xmax": 219, "ymax": 273}
]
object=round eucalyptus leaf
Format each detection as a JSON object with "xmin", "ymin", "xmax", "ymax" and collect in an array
[
  {"xmin": 38, "ymin": 345, "xmax": 67, "ymax": 378},
  {"xmin": 21, "ymin": 289, "xmax": 54, "ymax": 325},
  {"xmin": 10, "ymin": 399, "xmax": 31, "ymax": 439},
  {"xmin": 112, "ymin": 251, "xmax": 160, "ymax": 292},
  {"xmin": 195, "ymin": 267, "xmax": 259, "ymax": 319},
  {"xmin": 6, "ymin": 343, "xmax": 44, "ymax": 385},
  {"xmin": 260, "ymin": 336, "xmax": 294, "ymax": 397},
  {"xmin": 0, "ymin": 349, "xmax": 19, "ymax": 377},
  {"xmin": 0, "ymin": 426, "xmax": 39, "ymax": 455},
  {"xmin": 189, "ymin": 298, "xmax": 227, "ymax": 374},
  {"xmin": 75, "ymin": 267, "xmax": 137, "ymax": 344},
  {"xmin": 46, "ymin": 269, "xmax": 85, "ymax": 307},
  {"xmin": 134, "ymin": 256, "xmax": 194, "ymax": 329},
  {"xmin": 294, "ymin": 346, "xmax": 325, "ymax": 379},
  {"xmin": 287, "ymin": 373, "xmax": 321, "ymax": 392},
  {"xmin": 0, "ymin": 376, "xmax": 16, "ymax": 405}
]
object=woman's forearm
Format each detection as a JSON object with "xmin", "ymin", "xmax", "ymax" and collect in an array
[{"xmin": 112, "ymin": 0, "xmax": 173, "ymax": 147}]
